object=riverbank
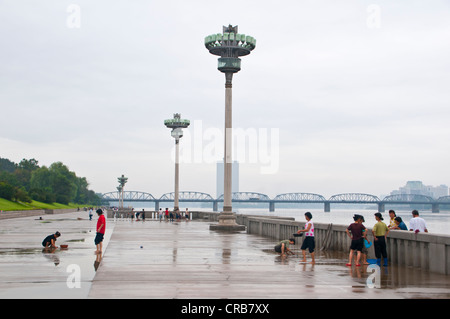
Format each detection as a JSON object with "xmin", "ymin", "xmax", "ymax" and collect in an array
[
  {"xmin": 0, "ymin": 197, "xmax": 92, "ymax": 212},
  {"xmin": 0, "ymin": 198, "xmax": 96, "ymax": 220}
]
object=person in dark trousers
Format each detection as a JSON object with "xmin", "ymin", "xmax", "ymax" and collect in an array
[
  {"xmin": 42, "ymin": 231, "xmax": 61, "ymax": 248},
  {"xmin": 372, "ymin": 212, "xmax": 389, "ymax": 266}
]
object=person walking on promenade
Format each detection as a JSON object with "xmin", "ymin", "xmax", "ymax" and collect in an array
[
  {"xmin": 372, "ymin": 212, "xmax": 389, "ymax": 266},
  {"xmin": 165, "ymin": 208, "xmax": 169, "ymax": 221},
  {"xmin": 95, "ymin": 209, "xmax": 106, "ymax": 254},
  {"xmin": 388, "ymin": 210, "xmax": 396, "ymax": 229},
  {"xmin": 42, "ymin": 231, "xmax": 61, "ymax": 248},
  {"xmin": 409, "ymin": 210, "xmax": 428, "ymax": 233},
  {"xmin": 158, "ymin": 208, "xmax": 163, "ymax": 222},
  {"xmin": 297, "ymin": 212, "xmax": 315, "ymax": 264},
  {"xmin": 345, "ymin": 214, "xmax": 366, "ymax": 267},
  {"xmin": 274, "ymin": 238, "xmax": 295, "ymax": 257}
]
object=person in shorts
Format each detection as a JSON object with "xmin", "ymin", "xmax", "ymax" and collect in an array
[
  {"xmin": 42, "ymin": 231, "xmax": 61, "ymax": 248},
  {"xmin": 95, "ymin": 209, "xmax": 106, "ymax": 254},
  {"xmin": 345, "ymin": 214, "xmax": 366, "ymax": 267},
  {"xmin": 297, "ymin": 212, "xmax": 315, "ymax": 264}
]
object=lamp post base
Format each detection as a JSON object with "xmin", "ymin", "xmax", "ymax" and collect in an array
[{"xmin": 209, "ymin": 212, "xmax": 246, "ymax": 231}]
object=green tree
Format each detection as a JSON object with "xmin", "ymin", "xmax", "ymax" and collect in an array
[
  {"xmin": 0, "ymin": 157, "xmax": 17, "ymax": 173},
  {"xmin": 0, "ymin": 182, "xmax": 15, "ymax": 200},
  {"xmin": 48, "ymin": 162, "xmax": 77, "ymax": 204}
]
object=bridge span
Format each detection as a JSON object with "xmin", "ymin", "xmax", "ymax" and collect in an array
[{"xmin": 101, "ymin": 191, "xmax": 450, "ymax": 213}]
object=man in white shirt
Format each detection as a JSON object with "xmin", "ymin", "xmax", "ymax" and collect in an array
[{"xmin": 409, "ymin": 210, "xmax": 428, "ymax": 233}]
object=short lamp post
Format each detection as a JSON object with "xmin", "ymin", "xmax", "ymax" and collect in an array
[
  {"xmin": 164, "ymin": 113, "xmax": 190, "ymax": 212},
  {"xmin": 205, "ymin": 25, "xmax": 256, "ymax": 230}
]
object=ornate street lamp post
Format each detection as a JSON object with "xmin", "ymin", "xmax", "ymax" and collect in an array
[
  {"xmin": 117, "ymin": 174, "xmax": 127, "ymax": 209},
  {"xmin": 116, "ymin": 185, "xmax": 123, "ymax": 209},
  {"xmin": 205, "ymin": 25, "xmax": 256, "ymax": 230},
  {"xmin": 164, "ymin": 113, "xmax": 190, "ymax": 212}
]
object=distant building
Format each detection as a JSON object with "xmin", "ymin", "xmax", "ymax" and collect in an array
[
  {"xmin": 390, "ymin": 181, "xmax": 448, "ymax": 199},
  {"xmin": 216, "ymin": 160, "xmax": 239, "ymax": 198}
]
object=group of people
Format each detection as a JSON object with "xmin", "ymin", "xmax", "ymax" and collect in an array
[
  {"xmin": 275, "ymin": 209, "xmax": 429, "ymax": 267},
  {"xmin": 158, "ymin": 208, "xmax": 190, "ymax": 222},
  {"xmin": 42, "ymin": 208, "xmax": 106, "ymax": 254},
  {"xmin": 274, "ymin": 212, "xmax": 316, "ymax": 264},
  {"xmin": 345, "ymin": 209, "xmax": 428, "ymax": 267},
  {"xmin": 345, "ymin": 213, "xmax": 388, "ymax": 267}
]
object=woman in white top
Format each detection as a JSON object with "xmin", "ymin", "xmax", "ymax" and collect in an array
[{"xmin": 297, "ymin": 212, "xmax": 315, "ymax": 264}]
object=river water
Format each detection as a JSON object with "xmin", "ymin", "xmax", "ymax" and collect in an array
[{"xmin": 126, "ymin": 203, "xmax": 450, "ymax": 236}]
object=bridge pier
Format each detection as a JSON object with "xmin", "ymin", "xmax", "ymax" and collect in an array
[
  {"xmin": 155, "ymin": 201, "xmax": 160, "ymax": 212},
  {"xmin": 432, "ymin": 203, "xmax": 440, "ymax": 213},
  {"xmin": 324, "ymin": 202, "xmax": 330, "ymax": 212},
  {"xmin": 213, "ymin": 201, "xmax": 218, "ymax": 212},
  {"xmin": 269, "ymin": 202, "xmax": 275, "ymax": 212},
  {"xmin": 378, "ymin": 202, "xmax": 385, "ymax": 212}
]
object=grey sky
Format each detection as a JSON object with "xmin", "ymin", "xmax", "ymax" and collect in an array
[{"xmin": 1, "ymin": 0, "xmax": 449, "ymax": 199}]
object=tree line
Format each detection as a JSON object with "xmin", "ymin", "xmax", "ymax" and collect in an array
[{"xmin": 0, "ymin": 157, "xmax": 101, "ymax": 205}]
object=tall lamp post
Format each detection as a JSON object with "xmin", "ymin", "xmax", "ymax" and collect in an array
[
  {"xmin": 164, "ymin": 113, "xmax": 190, "ymax": 212},
  {"xmin": 117, "ymin": 174, "xmax": 128, "ymax": 210},
  {"xmin": 205, "ymin": 25, "xmax": 256, "ymax": 230},
  {"xmin": 116, "ymin": 185, "xmax": 123, "ymax": 209}
]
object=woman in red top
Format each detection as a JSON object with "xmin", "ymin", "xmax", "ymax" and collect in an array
[{"xmin": 95, "ymin": 209, "xmax": 106, "ymax": 254}]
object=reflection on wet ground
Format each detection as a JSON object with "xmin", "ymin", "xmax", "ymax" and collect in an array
[{"xmin": 1, "ymin": 212, "xmax": 450, "ymax": 299}]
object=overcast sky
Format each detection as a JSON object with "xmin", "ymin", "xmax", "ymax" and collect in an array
[{"xmin": 1, "ymin": 0, "xmax": 450, "ymax": 199}]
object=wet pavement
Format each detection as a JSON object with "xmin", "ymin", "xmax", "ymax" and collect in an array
[
  {"xmin": 0, "ymin": 211, "xmax": 113, "ymax": 299},
  {"xmin": 1, "ymin": 212, "xmax": 450, "ymax": 299}
]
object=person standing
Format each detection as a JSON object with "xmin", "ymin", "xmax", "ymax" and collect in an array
[
  {"xmin": 165, "ymin": 208, "xmax": 169, "ymax": 221},
  {"xmin": 169, "ymin": 209, "xmax": 174, "ymax": 222},
  {"xmin": 345, "ymin": 214, "xmax": 366, "ymax": 267},
  {"xmin": 297, "ymin": 212, "xmax": 315, "ymax": 264},
  {"xmin": 95, "ymin": 209, "xmax": 106, "ymax": 254},
  {"xmin": 361, "ymin": 216, "xmax": 371, "ymax": 265},
  {"xmin": 372, "ymin": 212, "xmax": 389, "ymax": 266},
  {"xmin": 387, "ymin": 210, "xmax": 396, "ymax": 229},
  {"xmin": 409, "ymin": 210, "xmax": 428, "ymax": 233}
]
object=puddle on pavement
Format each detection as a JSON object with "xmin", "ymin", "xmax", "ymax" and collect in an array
[{"xmin": 0, "ymin": 248, "xmax": 43, "ymax": 255}]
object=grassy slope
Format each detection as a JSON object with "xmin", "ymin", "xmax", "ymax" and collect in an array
[{"xmin": 0, "ymin": 198, "xmax": 84, "ymax": 211}]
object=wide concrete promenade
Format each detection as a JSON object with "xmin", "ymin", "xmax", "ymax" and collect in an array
[{"xmin": 1, "ymin": 211, "xmax": 450, "ymax": 299}]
